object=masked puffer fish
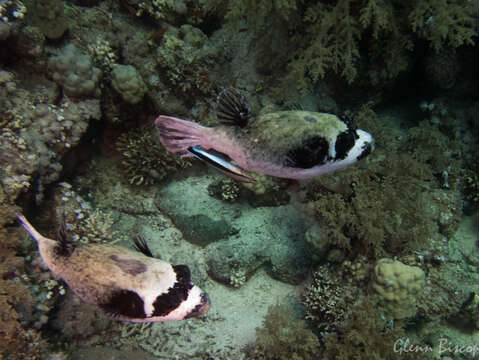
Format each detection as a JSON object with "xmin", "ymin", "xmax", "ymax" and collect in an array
[
  {"xmin": 16, "ymin": 214, "xmax": 210, "ymax": 322},
  {"xmin": 155, "ymin": 88, "xmax": 374, "ymax": 182}
]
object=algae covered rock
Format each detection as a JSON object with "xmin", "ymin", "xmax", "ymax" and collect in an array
[
  {"xmin": 372, "ymin": 258, "xmax": 425, "ymax": 319},
  {"xmin": 155, "ymin": 176, "xmax": 310, "ymax": 287},
  {"xmin": 171, "ymin": 213, "xmax": 238, "ymax": 247}
]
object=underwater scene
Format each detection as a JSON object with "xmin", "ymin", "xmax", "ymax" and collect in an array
[{"xmin": 1, "ymin": 0, "xmax": 479, "ymax": 359}]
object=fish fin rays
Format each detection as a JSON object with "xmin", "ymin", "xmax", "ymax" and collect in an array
[
  {"xmin": 216, "ymin": 88, "xmax": 253, "ymax": 127},
  {"xmin": 55, "ymin": 214, "xmax": 74, "ymax": 257},
  {"xmin": 132, "ymin": 235, "xmax": 154, "ymax": 258}
]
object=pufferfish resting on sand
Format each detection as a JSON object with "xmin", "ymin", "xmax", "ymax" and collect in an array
[
  {"xmin": 16, "ymin": 214, "xmax": 210, "ymax": 322},
  {"xmin": 155, "ymin": 88, "xmax": 374, "ymax": 182}
]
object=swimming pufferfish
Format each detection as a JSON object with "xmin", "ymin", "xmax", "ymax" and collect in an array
[
  {"xmin": 155, "ymin": 88, "xmax": 374, "ymax": 182},
  {"xmin": 16, "ymin": 214, "xmax": 210, "ymax": 322}
]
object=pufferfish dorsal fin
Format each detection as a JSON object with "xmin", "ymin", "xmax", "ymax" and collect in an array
[
  {"xmin": 55, "ymin": 216, "xmax": 74, "ymax": 257},
  {"xmin": 216, "ymin": 88, "xmax": 253, "ymax": 128},
  {"xmin": 132, "ymin": 235, "xmax": 154, "ymax": 258}
]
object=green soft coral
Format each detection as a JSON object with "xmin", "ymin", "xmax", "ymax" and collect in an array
[
  {"xmin": 228, "ymin": 0, "xmax": 477, "ymax": 90},
  {"xmin": 409, "ymin": 0, "xmax": 476, "ymax": 52},
  {"xmin": 253, "ymin": 303, "xmax": 320, "ymax": 360}
]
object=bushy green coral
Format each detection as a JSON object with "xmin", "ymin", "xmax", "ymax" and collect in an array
[
  {"xmin": 135, "ymin": 0, "xmax": 227, "ymax": 25},
  {"xmin": 0, "ymin": 205, "xmax": 48, "ymax": 360},
  {"xmin": 115, "ymin": 125, "xmax": 190, "ymax": 185},
  {"xmin": 305, "ymin": 113, "xmax": 462, "ymax": 259},
  {"xmin": 252, "ymin": 303, "xmax": 320, "ymax": 360},
  {"xmin": 409, "ymin": 0, "xmax": 476, "ymax": 52},
  {"xmin": 322, "ymin": 296, "xmax": 432, "ymax": 360},
  {"xmin": 228, "ymin": 0, "xmax": 476, "ymax": 93}
]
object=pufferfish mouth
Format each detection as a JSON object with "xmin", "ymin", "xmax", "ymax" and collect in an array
[
  {"xmin": 185, "ymin": 292, "xmax": 210, "ymax": 319},
  {"xmin": 355, "ymin": 129, "xmax": 375, "ymax": 161}
]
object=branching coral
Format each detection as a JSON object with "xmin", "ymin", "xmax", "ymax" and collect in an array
[
  {"xmin": 54, "ymin": 182, "xmax": 124, "ymax": 245},
  {"xmin": 305, "ymin": 115, "xmax": 462, "ymax": 259},
  {"xmin": 409, "ymin": 0, "xmax": 476, "ymax": 52},
  {"xmin": 0, "ymin": 205, "xmax": 47, "ymax": 359},
  {"xmin": 116, "ymin": 125, "xmax": 191, "ymax": 186},
  {"xmin": 302, "ymin": 265, "xmax": 358, "ymax": 334},
  {"xmin": 322, "ymin": 296, "xmax": 431, "ymax": 360},
  {"xmin": 1, "ymin": 69, "xmax": 101, "ymax": 203},
  {"xmin": 252, "ymin": 303, "xmax": 321, "ymax": 360},
  {"xmin": 135, "ymin": 0, "xmax": 227, "ymax": 25},
  {"xmin": 228, "ymin": 0, "xmax": 477, "ymax": 93}
]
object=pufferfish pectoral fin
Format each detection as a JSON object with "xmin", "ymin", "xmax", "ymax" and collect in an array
[
  {"xmin": 216, "ymin": 88, "xmax": 253, "ymax": 128},
  {"xmin": 187, "ymin": 146, "xmax": 256, "ymax": 183}
]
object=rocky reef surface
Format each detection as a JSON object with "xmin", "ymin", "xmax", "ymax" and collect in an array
[{"xmin": 1, "ymin": 0, "xmax": 479, "ymax": 359}]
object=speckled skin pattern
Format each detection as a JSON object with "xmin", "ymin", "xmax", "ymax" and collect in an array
[
  {"xmin": 156, "ymin": 111, "xmax": 374, "ymax": 179},
  {"xmin": 225, "ymin": 111, "xmax": 348, "ymax": 164},
  {"xmin": 45, "ymin": 243, "xmax": 175, "ymax": 307},
  {"xmin": 16, "ymin": 214, "xmax": 210, "ymax": 322}
]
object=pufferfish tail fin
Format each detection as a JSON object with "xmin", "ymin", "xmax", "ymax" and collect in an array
[
  {"xmin": 15, "ymin": 213, "xmax": 44, "ymax": 243},
  {"xmin": 155, "ymin": 116, "xmax": 209, "ymax": 156},
  {"xmin": 16, "ymin": 213, "xmax": 73, "ymax": 257}
]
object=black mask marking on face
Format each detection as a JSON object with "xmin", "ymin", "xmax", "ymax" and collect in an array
[
  {"xmin": 284, "ymin": 136, "xmax": 330, "ymax": 169},
  {"xmin": 184, "ymin": 292, "xmax": 210, "ymax": 319},
  {"xmin": 334, "ymin": 130, "xmax": 357, "ymax": 160},
  {"xmin": 100, "ymin": 289, "xmax": 146, "ymax": 318},
  {"xmin": 152, "ymin": 265, "xmax": 193, "ymax": 317}
]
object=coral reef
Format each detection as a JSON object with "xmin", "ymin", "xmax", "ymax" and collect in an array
[
  {"xmin": 227, "ymin": 0, "xmax": 477, "ymax": 97},
  {"xmin": 409, "ymin": 0, "xmax": 476, "ymax": 52},
  {"xmin": 251, "ymin": 303, "xmax": 321, "ymax": 360},
  {"xmin": 48, "ymin": 44, "xmax": 101, "ymax": 98},
  {"xmin": 0, "ymin": 206, "xmax": 48, "ymax": 360},
  {"xmin": 134, "ymin": 0, "xmax": 227, "ymax": 25},
  {"xmin": 321, "ymin": 296, "xmax": 431, "ymax": 360},
  {"xmin": 154, "ymin": 25, "xmax": 220, "ymax": 96},
  {"xmin": 304, "ymin": 112, "xmax": 462, "ymax": 259},
  {"xmin": 25, "ymin": 0, "xmax": 67, "ymax": 39},
  {"xmin": 464, "ymin": 167, "xmax": 479, "ymax": 212},
  {"xmin": 1, "ymin": 70, "xmax": 101, "ymax": 203},
  {"xmin": 0, "ymin": 0, "xmax": 478, "ymax": 358},
  {"xmin": 372, "ymin": 258, "xmax": 425, "ymax": 319},
  {"xmin": 53, "ymin": 182, "xmax": 123, "ymax": 245},
  {"xmin": 50, "ymin": 291, "xmax": 113, "ymax": 342},
  {"xmin": 111, "ymin": 64, "xmax": 147, "ymax": 104},
  {"xmin": 207, "ymin": 178, "xmax": 240, "ymax": 202},
  {"xmin": 302, "ymin": 265, "xmax": 359, "ymax": 334},
  {"xmin": 115, "ymin": 125, "xmax": 191, "ymax": 186}
]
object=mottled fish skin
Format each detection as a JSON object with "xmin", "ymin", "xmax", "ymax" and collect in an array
[
  {"xmin": 16, "ymin": 214, "xmax": 210, "ymax": 322},
  {"xmin": 155, "ymin": 111, "xmax": 374, "ymax": 180}
]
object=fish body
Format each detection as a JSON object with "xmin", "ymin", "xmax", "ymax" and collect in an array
[
  {"xmin": 16, "ymin": 214, "xmax": 210, "ymax": 322},
  {"xmin": 155, "ymin": 89, "xmax": 374, "ymax": 180}
]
